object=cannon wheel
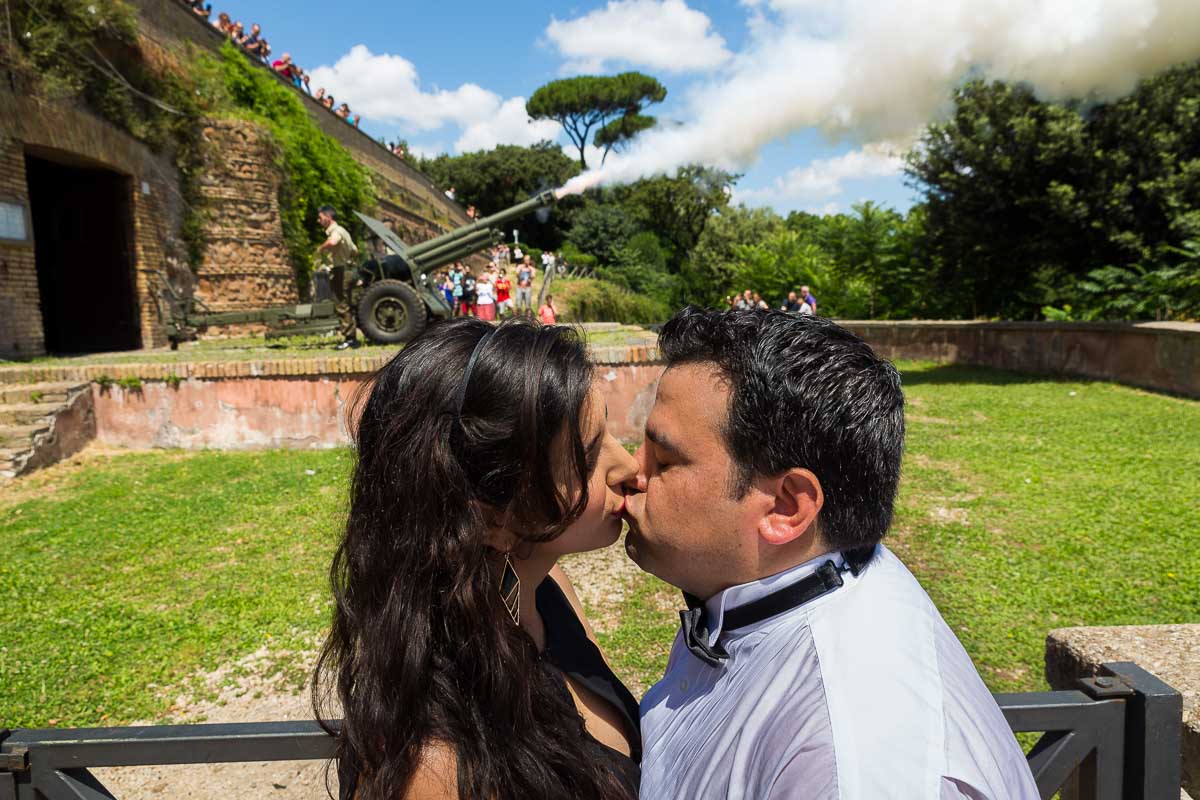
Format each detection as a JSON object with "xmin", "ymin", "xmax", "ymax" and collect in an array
[{"xmin": 357, "ymin": 280, "xmax": 427, "ymax": 344}]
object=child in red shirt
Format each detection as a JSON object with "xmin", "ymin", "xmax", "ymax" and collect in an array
[{"xmin": 494, "ymin": 270, "xmax": 512, "ymax": 317}]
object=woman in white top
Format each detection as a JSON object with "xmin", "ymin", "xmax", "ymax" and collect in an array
[{"xmin": 475, "ymin": 275, "xmax": 496, "ymax": 321}]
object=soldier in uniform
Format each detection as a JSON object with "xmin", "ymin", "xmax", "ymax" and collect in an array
[{"xmin": 315, "ymin": 206, "xmax": 360, "ymax": 350}]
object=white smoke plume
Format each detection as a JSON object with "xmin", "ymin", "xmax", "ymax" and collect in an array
[{"xmin": 557, "ymin": 0, "xmax": 1200, "ymax": 197}]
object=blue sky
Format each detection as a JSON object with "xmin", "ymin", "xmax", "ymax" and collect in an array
[{"xmin": 220, "ymin": 0, "xmax": 923, "ymax": 215}]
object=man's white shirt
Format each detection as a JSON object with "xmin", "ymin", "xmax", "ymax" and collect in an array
[{"xmin": 639, "ymin": 545, "xmax": 1040, "ymax": 799}]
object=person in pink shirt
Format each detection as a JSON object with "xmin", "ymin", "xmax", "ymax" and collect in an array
[{"xmin": 538, "ymin": 295, "xmax": 558, "ymax": 325}]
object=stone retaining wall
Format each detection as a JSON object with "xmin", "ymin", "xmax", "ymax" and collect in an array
[
  {"xmin": 79, "ymin": 346, "xmax": 662, "ymax": 449},
  {"xmin": 844, "ymin": 320, "xmax": 1200, "ymax": 398}
]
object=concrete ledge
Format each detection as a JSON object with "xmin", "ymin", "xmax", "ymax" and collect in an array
[
  {"xmin": 1046, "ymin": 624, "xmax": 1199, "ymax": 796},
  {"xmin": 0, "ymin": 345, "xmax": 664, "ymax": 386}
]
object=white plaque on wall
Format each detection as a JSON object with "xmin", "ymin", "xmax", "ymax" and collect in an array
[{"xmin": 0, "ymin": 202, "xmax": 27, "ymax": 241}]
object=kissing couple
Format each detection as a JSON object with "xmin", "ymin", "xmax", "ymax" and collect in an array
[{"xmin": 314, "ymin": 307, "xmax": 1040, "ymax": 800}]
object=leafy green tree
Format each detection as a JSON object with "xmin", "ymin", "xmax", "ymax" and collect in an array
[
  {"xmin": 905, "ymin": 79, "xmax": 1099, "ymax": 317},
  {"xmin": 594, "ymin": 114, "xmax": 657, "ymax": 164},
  {"xmin": 907, "ymin": 61, "xmax": 1200, "ymax": 320},
  {"xmin": 683, "ymin": 205, "xmax": 783, "ymax": 306},
  {"xmin": 418, "ymin": 142, "xmax": 580, "ymax": 249},
  {"xmin": 527, "ymin": 73, "xmax": 667, "ymax": 169},
  {"xmin": 564, "ymin": 201, "xmax": 641, "ymax": 264},
  {"xmin": 614, "ymin": 166, "xmax": 737, "ymax": 271},
  {"xmin": 598, "ymin": 232, "xmax": 680, "ymax": 306}
]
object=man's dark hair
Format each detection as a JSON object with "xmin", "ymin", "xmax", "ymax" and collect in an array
[
  {"xmin": 659, "ymin": 306, "xmax": 905, "ymax": 563},
  {"xmin": 318, "ymin": 205, "xmax": 336, "ymax": 220}
]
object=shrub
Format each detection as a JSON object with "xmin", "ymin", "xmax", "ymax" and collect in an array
[{"xmin": 553, "ymin": 278, "xmax": 671, "ymax": 324}]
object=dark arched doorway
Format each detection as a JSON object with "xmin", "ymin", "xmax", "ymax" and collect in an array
[{"xmin": 25, "ymin": 152, "xmax": 141, "ymax": 354}]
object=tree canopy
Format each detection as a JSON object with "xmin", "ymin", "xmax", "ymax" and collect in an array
[
  {"xmin": 526, "ymin": 73, "xmax": 666, "ymax": 169},
  {"xmin": 594, "ymin": 114, "xmax": 657, "ymax": 164},
  {"xmin": 906, "ymin": 60, "xmax": 1200, "ymax": 320},
  {"xmin": 417, "ymin": 142, "xmax": 579, "ymax": 249}
]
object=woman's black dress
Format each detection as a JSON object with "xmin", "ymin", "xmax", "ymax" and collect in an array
[{"xmin": 337, "ymin": 576, "xmax": 642, "ymax": 798}]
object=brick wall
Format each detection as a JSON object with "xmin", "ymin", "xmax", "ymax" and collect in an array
[
  {"xmin": 0, "ymin": 93, "xmax": 184, "ymax": 356},
  {"xmin": 0, "ymin": 140, "xmax": 43, "ymax": 357},
  {"xmin": 192, "ymin": 120, "xmax": 297, "ymax": 310}
]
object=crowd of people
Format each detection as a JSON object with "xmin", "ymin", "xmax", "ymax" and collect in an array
[
  {"xmin": 180, "ymin": 0, "xmax": 369, "ymax": 132},
  {"xmin": 728, "ymin": 285, "xmax": 818, "ymax": 316},
  {"xmin": 433, "ymin": 247, "xmax": 557, "ymax": 324}
]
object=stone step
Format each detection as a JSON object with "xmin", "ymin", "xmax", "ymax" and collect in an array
[
  {"xmin": 0, "ymin": 423, "xmax": 49, "ymax": 451},
  {"xmin": 0, "ymin": 381, "xmax": 85, "ymax": 404},
  {"xmin": 0, "ymin": 401, "xmax": 64, "ymax": 426}
]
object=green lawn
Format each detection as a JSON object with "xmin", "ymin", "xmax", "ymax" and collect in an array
[{"xmin": 1, "ymin": 362, "xmax": 1197, "ymax": 728}]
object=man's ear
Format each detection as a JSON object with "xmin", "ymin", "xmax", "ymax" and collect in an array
[{"xmin": 757, "ymin": 469, "xmax": 823, "ymax": 546}]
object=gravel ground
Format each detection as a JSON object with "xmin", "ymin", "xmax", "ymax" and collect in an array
[{"xmin": 91, "ymin": 544, "xmax": 643, "ymax": 798}]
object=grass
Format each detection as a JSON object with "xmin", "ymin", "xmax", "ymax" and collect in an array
[
  {"xmin": 1, "ymin": 362, "xmax": 1197, "ymax": 728},
  {"xmin": 0, "ymin": 449, "xmax": 352, "ymax": 726}
]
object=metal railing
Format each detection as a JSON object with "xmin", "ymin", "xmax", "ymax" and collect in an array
[{"xmin": 1, "ymin": 661, "xmax": 1182, "ymax": 799}]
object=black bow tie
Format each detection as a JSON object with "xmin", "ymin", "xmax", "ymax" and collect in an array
[{"xmin": 680, "ymin": 560, "xmax": 851, "ymax": 667}]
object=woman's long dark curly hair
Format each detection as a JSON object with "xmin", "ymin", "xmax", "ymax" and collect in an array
[{"xmin": 313, "ymin": 317, "xmax": 633, "ymax": 800}]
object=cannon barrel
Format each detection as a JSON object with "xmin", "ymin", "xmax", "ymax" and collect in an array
[
  {"xmin": 411, "ymin": 228, "xmax": 499, "ymax": 271},
  {"xmin": 408, "ymin": 189, "xmax": 557, "ymax": 258}
]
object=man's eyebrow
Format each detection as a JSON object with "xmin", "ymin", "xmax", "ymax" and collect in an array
[{"xmin": 645, "ymin": 425, "xmax": 683, "ymax": 457}]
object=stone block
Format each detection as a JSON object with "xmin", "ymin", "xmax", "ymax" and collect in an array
[{"xmin": 1046, "ymin": 624, "xmax": 1199, "ymax": 797}]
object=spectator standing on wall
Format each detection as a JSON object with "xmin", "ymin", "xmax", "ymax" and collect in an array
[
  {"xmin": 538, "ymin": 295, "xmax": 558, "ymax": 325},
  {"xmin": 242, "ymin": 23, "xmax": 264, "ymax": 55},
  {"xmin": 494, "ymin": 269, "xmax": 512, "ymax": 317},
  {"xmin": 314, "ymin": 206, "xmax": 360, "ymax": 351},
  {"xmin": 515, "ymin": 257, "xmax": 534, "ymax": 316},
  {"xmin": 445, "ymin": 186, "xmax": 456, "ymax": 201},
  {"xmin": 272, "ymin": 53, "xmax": 295, "ymax": 80},
  {"xmin": 189, "ymin": 0, "xmax": 211, "ymax": 21},
  {"xmin": 214, "ymin": 11, "xmax": 231, "ymax": 33},
  {"xmin": 801, "ymin": 284, "xmax": 817, "ymax": 314}
]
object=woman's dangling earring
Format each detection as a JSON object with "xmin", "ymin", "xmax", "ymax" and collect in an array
[{"xmin": 499, "ymin": 552, "xmax": 520, "ymax": 625}]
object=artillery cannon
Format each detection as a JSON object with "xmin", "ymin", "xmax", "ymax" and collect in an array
[{"xmin": 158, "ymin": 190, "xmax": 556, "ymax": 347}]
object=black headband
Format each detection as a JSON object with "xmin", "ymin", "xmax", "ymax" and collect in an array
[{"xmin": 453, "ymin": 328, "xmax": 497, "ymax": 429}]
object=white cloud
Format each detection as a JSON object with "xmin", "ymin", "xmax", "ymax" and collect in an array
[
  {"xmin": 546, "ymin": 0, "xmax": 732, "ymax": 74},
  {"xmin": 308, "ymin": 45, "xmax": 558, "ymax": 152},
  {"xmin": 455, "ymin": 97, "xmax": 561, "ymax": 153},
  {"xmin": 771, "ymin": 144, "xmax": 903, "ymax": 200},
  {"xmin": 736, "ymin": 143, "xmax": 903, "ymax": 206}
]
